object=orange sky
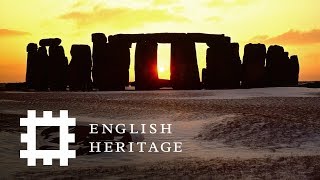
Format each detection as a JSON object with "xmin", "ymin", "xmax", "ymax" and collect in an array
[{"xmin": 0, "ymin": 0, "xmax": 320, "ymax": 82}]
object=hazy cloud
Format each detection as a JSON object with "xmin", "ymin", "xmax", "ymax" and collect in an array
[
  {"xmin": 0, "ymin": 29, "xmax": 31, "ymax": 37},
  {"xmin": 59, "ymin": 5, "xmax": 189, "ymax": 29},
  {"xmin": 264, "ymin": 29, "xmax": 320, "ymax": 45},
  {"xmin": 71, "ymin": 0, "xmax": 87, "ymax": 8},
  {"xmin": 248, "ymin": 29, "xmax": 320, "ymax": 45},
  {"xmin": 247, "ymin": 35, "xmax": 269, "ymax": 43},
  {"xmin": 152, "ymin": 0, "xmax": 179, "ymax": 6},
  {"xmin": 207, "ymin": 0, "xmax": 257, "ymax": 7},
  {"xmin": 205, "ymin": 16, "xmax": 222, "ymax": 23}
]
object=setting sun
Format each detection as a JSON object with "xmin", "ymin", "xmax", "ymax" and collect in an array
[{"xmin": 158, "ymin": 66, "xmax": 165, "ymax": 73}]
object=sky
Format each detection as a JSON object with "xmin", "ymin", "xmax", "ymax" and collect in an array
[{"xmin": 0, "ymin": 0, "xmax": 320, "ymax": 82}]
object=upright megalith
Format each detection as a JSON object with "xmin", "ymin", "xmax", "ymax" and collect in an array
[
  {"xmin": 26, "ymin": 43, "xmax": 49, "ymax": 90},
  {"xmin": 266, "ymin": 45, "xmax": 299, "ymax": 86},
  {"xmin": 135, "ymin": 41, "xmax": 159, "ymax": 90},
  {"xmin": 266, "ymin": 45, "xmax": 284, "ymax": 86},
  {"xmin": 35, "ymin": 46, "xmax": 49, "ymax": 90},
  {"xmin": 230, "ymin": 43, "xmax": 242, "ymax": 88},
  {"xmin": 205, "ymin": 41, "xmax": 241, "ymax": 89},
  {"xmin": 171, "ymin": 40, "xmax": 201, "ymax": 90},
  {"xmin": 26, "ymin": 43, "xmax": 38, "ymax": 89},
  {"xmin": 48, "ymin": 45, "xmax": 68, "ymax": 91},
  {"xmin": 108, "ymin": 42, "xmax": 131, "ymax": 90},
  {"xmin": 202, "ymin": 68, "xmax": 208, "ymax": 89},
  {"xmin": 37, "ymin": 38, "xmax": 68, "ymax": 91},
  {"xmin": 92, "ymin": 33, "xmax": 108, "ymax": 89},
  {"xmin": 92, "ymin": 33, "xmax": 131, "ymax": 91},
  {"xmin": 69, "ymin": 45, "xmax": 92, "ymax": 91},
  {"xmin": 289, "ymin": 55, "xmax": 300, "ymax": 86},
  {"xmin": 242, "ymin": 43, "xmax": 266, "ymax": 88}
]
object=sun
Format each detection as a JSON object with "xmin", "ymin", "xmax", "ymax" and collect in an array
[{"xmin": 158, "ymin": 66, "xmax": 165, "ymax": 73}]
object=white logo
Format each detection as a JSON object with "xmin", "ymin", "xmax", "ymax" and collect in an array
[{"xmin": 20, "ymin": 110, "xmax": 76, "ymax": 166}]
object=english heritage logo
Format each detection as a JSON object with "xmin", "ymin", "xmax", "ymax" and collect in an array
[{"xmin": 20, "ymin": 110, "xmax": 76, "ymax": 166}]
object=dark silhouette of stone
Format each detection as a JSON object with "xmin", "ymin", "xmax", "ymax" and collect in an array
[
  {"xmin": 92, "ymin": 33, "xmax": 107, "ymax": 43},
  {"xmin": 107, "ymin": 42, "xmax": 131, "ymax": 90},
  {"xmin": 289, "ymin": 55, "xmax": 299, "ymax": 86},
  {"xmin": 69, "ymin": 45, "xmax": 92, "ymax": 91},
  {"xmin": 202, "ymin": 68, "xmax": 208, "ymax": 89},
  {"xmin": 4, "ymin": 83, "xmax": 26, "ymax": 91},
  {"xmin": 48, "ymin": 45, "xmax": 68, "ymax": 91},
  {"xmin": 34, "ymin": 46, "xmax": 49, "ymax": 90},
  {"xmin": 230, "ymin": 43, "xmax": 242, "ymax": 88},
  {"xmin": 266, "ymin": 45, "xmax": 284, "ymax": 86},
  {"xmin": 26, "ymin": 33, "xmax": 299, "ymax": 91},
  {"xmin": 205, "ymin": 42, "xmax": 241, "ymax": 89},
  {"xmin": 265, "ymin": 45, "xmax": 298, "ymax": 87},
  {"xmin": 242, "ymin": 43, "xmax": 266, "ymax": 88},
  {"xmin": 135, "ymin": 41, "xmax": 159, "ymax": 90},
  {"xmin": 265, "ymin": 45, "xmax": 300, "ymax": 87},
  {"xmin": 26, "ymin": 43, "xmax": 38, "ymax": 89},
  {"xmin": 108, "ymin": 33, "xmax": 229, "ymax": 44},
  {"xmin": 206, "ymin": 37, "xmax": 231, "ymax": 47},
  {"xmin": 92, "ymin": 33, "xmax": 108, "ymax": 90},
  {"xmin": 39, "ymin": 38, "xmax": 61, "ymax": 47},
  {"xmin": 157, "ymin": 79, "xmax": 171, "ymax": 88},
  {"xmin": 171, "ymin": 40, "xmax": 201, "ymax": 90},
  {"xmin": 92, "ymin": 33, "xmax": 130, "ymax": 91}
]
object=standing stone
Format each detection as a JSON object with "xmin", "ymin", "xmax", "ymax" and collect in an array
[
  {"xmin": 35, "ymin": 46, "xmax": 49, "ymax": 90},
  {"xmin": 242, "ymin": 43, "xmax": 266, "ymax": 88},
  {"xmin": 69, "ymin": 45, "xmax": 92, "ymax": 91},
  {"xmin": 92, "ymin": 33, "xmax": 108, "ymax": 89},
  {"xmin": 108, "ymin": 42, "xmax": 131, "ymax": 90},
  {"xmin": 205, "ymin": 42, "xmax": 241, "ymax": 89},
  {"xmin": 48, "ymin": 45, "xmax": 68, "ymax": 91},
  {"xmin": 202, "ymin": 68, "xmax": 208, "ymax": 89},
  {"xmin": 266, "ymin": 45, "xmax": 294, "ymax": 87},
  {"xmin": 171, "ymin": 40, "xmax": 201, "ymax": 90},
  {"xmin": 283, "ymin": 52, "xmax": 292, "ymax": 86},
  {"xmin": 26, "ymin": 43, "xmax": 38, "ymax": 89},
  {"xmin": 230, "ymin": 43, "xmax": 242, "ymax": 88},
  {"xmin": 289, "ymin": 55, "xmax": 299, "ymax": 86},
  {"xmin": 135, "ymin": 41, "xmax": 159, "ymax": 90},
  {"xmin": 92, "ymin": 33, "xmax": 130, "ymax": 91}
]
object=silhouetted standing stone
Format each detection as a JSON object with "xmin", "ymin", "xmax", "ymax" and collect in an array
[
  {"xmin": 92, "ymin": 33, "xmax": 130, "ymax": 91},
  {"xmin": 107, "ymin": 42, "xmax": 131, "ymax": 90},
  {"xmin": 202, "ymin": 68, "xmax": 208, "ymax": 89},
  {"xmin": 92, "ymin": 33, "xmax": 108, "ymax": 89},
  {"xmin": 26, "ymin": 43, "xmax": 38, "ymax": 89},
  {"xmin": 266, "ymin": 45, "xmax": 283, "ymax": 86},
  {"xmin": 289, "ymin": 55, "xmax": 299, "ymax": 86},
  {"xmin": 230, "ymin": 43, "xmax": 242, "ymax": 88},
  {"xmin": 171, "ymin": 40, "xmax": 201, "ymax": 90},
  {"xmin": 242, "ymin": 43, "xmax": 266, "ymax": 88},
  {"xmin": 69, "ymin": 45, "xmax": 92, "ymax": 91},
  {"xmin": 265, "ymin": 45, "xmax": 297, "ymax": 87},
  {"xmin": 205, "ymin": 42, "xmax": 241, "ymax": 89},
  {"xmin": 135, "ymin": 41, "xmax": 159, "ymax": 90},
  {"xmin": 48, "ymin": 45, "xmax": 68, "ymax": 91},
  {"xmin": 35, "ymin": 46, "xmax": 49, "ymax": 90}
]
